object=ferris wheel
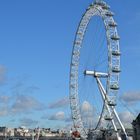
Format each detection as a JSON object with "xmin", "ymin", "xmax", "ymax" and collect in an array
[{"xmin": 69, "ymin": 0, "xmax": 128, "ymax": 139}]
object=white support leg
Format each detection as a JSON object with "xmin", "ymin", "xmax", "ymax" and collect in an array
[
  {"xmin": 113, "ymin": 109, "xmax": 128, "ymax": 139},
  {"xmin": 96, "ymin": 78, "xmax": 128, "ymax": 139},
  {"xmin": 84, "ymin": 70, "xmax": 128, "ymax": 139},
  {"xmin": 96, "ymin": 77, "xmax": 121, "ymax": 140}
]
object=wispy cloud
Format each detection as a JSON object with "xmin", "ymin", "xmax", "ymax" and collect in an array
[
  {"xmin": 65, "ymin": 116, "xmax": 72, "ymax": 122},
  {"xmin": 0, "ymin": 94, "xmax": 46, "ymax": 117},
  {"xmin": 48, "ymin": 97, "xmax": 69, "ymax": 109},
  {"xmin": 23, "ymin": 86, "xmax": 40, "ymax": 94},
  {"xmin": 11, "ymin": 94, "xmax": 46, "ymax": 114},
  {"xmin": 48, "ymin": 111, "xmax": 65, "ymax": 121},
  {"xmin": 0, "ymin": 95, "xmax": 10, "ymax": 104},
  {"xmin": 120, "ymin": 91, "xmax": 140, "ymax": 105},
  {"xmin": 0, "ymin": 106, "xmax": 9, "ymax": 116},
  {"xmin": 0, "ymin": 71, "xmax": 45, "ymax": 117},
  {"xmin": 20, "ymin": 118, "xmax": 39, "ymax": 127},
  {"xmin": 11, "ymin": 78, "xmax": 40, "ymax": 95},
  {"xmin": 41, "ymin": 112, "xmax": 72, "ymax": 123}
]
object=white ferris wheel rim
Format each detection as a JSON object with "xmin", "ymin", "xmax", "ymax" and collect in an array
[{"xmin": 69, "ymin": 1, "xmax": 123, "ymax": 139}]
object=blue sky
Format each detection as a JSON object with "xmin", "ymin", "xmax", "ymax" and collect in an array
[{"xmin": 0, "ymin": 0, "xmax": 140, "ymax": 129}]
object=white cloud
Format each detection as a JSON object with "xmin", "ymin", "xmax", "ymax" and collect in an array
[
  {"xmin": 119, "ymin": 111, "xmax": 135, "ymax": 128},
  {"xmin": 48, "ymin": 111, "xmax": 65, "ymax": 121},
  {"xmin": 0, "ymin": 94, "xmax": 46, "ymax": 117},
  {"xmin": 48, "ymin": 97, "xmax": 69, "ymax": 109},
  {"xmin": 81, "ymin": 101, "xmax": 97, "ymax": 128},
  {"xmin": 121, "ymin": 91, "xmax": 140, "ymax": 104},
  {"xmin": 23, "ymin": 86, "xmax": 40, "ymax": 94},
  {"xmin": 11, "ymin": 94, "xmax": 45, "ymax": 114},
  {"xmin": 0, "ymin": 73, "xmax": 45, "ymax": 117},
  {"xmin": 81, "ymin": 101, "xmax": 93, "ymax": 112}
]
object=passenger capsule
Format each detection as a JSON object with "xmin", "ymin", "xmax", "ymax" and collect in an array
[
  {"xmin": 112, "ymin": 50, "xmax": 121, "ymax": 56},
  {"xmin": 112, "ymin": 66, "xmax": 121, "ymax": 73},
  {"xmin": 111, "ymin": 34, "xmax": 120, "ymax": 40},
  {"xmin": 104, "ymin": 115, "xmax": 113, "ymax": 121},
  {"xmin": 110, "ymin": 83, "xmax": 119, "ymax": 90},
  {"xmin": 108, "ymin": 21, "xmax": 117, "ymax": 27},
  {"xmin": 105, "ymin": 11, "xmax": 114, "ymax": 17}
]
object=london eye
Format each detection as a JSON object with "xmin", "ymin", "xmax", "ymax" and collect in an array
[{"xmin": 69, "ymin": 0, "xmax": 128, "ymax": 139}]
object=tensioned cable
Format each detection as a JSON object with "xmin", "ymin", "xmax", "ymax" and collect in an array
[
  {"xmin": 78, "ymin": 17, "xmax": 100, "ymax": 105},
  {"xmin": 94, "ymin": 58, "xmax": 107, "ymax": 69},
  {"xmin": 79, "ymin": 16, "xmax": 105, "ymax": 129},
  {"xmin": 79, "ymin": 16, "xmax": 108, "ymax": 130},
  {"xmin": 119, "ymin": 99, "xmax": 136, "ymax": 117},
  {"xmin": 94, "ymin": 35, "xmax": 106, "ymax": 68},
  {"xmin": 93, "ymin": 19, "xmax": 105, "ymax": 68},
  {"xmin": 84, "ymin": 17, "xmax": 100, "ymax": 69},
  {"xmin": 91, "ymin": 78, "xmax": 103, "ymax": 117},
  {"xmin": 118, "ymin": 88, "xmax": 136, "ymax": 117}
]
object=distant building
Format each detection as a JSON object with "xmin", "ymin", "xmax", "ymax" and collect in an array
[
  {"xmin": 0, "ymin": 127, "xmax": 7, "ymax": 137},
  {"xmin": 7, "ymin": 128, "xmax": 14, "ymax": 137},
  {"xmin": 132, "ymin": 113, "xmax": 140, "ymax": 140}
]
